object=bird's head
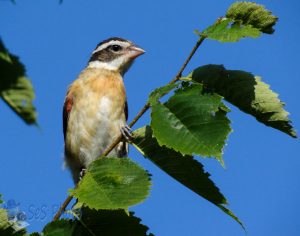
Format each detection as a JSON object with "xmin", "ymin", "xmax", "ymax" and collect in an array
[{"xmin": 88, "ymin": 37, "xmax": 145, "ymax": 75}]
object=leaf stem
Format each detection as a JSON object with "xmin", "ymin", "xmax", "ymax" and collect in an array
[{"xmin": 53, "ymin": 35, "xmax": 206, "ymax": 221}]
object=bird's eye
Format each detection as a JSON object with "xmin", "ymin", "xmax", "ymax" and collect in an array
[{"xmin": 109, "ymin": 45, "xmax": 122, "ymax": 52}]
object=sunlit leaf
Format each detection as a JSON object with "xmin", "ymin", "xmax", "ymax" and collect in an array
[
  {"xmin": 0, "ymin": 208, "xmax": 27, "ymax": 236},
  {"xmin": 148, "ymin": 83, "xmax": 178, "ymax": 104},
  {"xmin": 69, "ymin": 158, "xmax": 151, "ymax": 210},
  {"xmin": 201, "ymin": 18, "xmax": 260, "ymax": 42},
  {"xmin": 226, "ymin": 1, "xmax": 278, "ymax": 34},
  {"xmin": 132, "ymin": 126, "xmax": 244, "ymax": 229},
  {"xmin": 0, "ymin": 209, "xmax": 10, "ymax": 230},
  {"xmin": 199, "ymin": 2, "xmax": 278, "ymax": 42},
  {"xmin": 150, "ymin": 84, "xmax": 231, "ymax": 162},
  {"xmin": 0, "ymin": 39, "xmax": 37, "ymax": 124},
  {"xmin": 188, "ymin": 64, "xmax": 296, "ymax": 138}
]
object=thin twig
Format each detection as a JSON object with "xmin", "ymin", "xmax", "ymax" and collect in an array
[
  {"xmin": 53, "ymin": 195, "xmax": 73, "ymax": 220},
  {"xmin": 53, "ymin": 35, "xmax": 206, "ymax": 221}
]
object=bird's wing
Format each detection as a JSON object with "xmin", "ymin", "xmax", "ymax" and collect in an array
[{"xmin": 63, "ymin": 92, "xmax": 73, "ymax": 140}]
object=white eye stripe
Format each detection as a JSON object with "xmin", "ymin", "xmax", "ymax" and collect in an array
[{"xmin": 92, "ymin": 41, "xmax": 131, "ymax": 54}]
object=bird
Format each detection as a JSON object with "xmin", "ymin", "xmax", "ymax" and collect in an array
[{"xmin": 63, "ymin": 37, "xmax": 145, "ymax": 184}]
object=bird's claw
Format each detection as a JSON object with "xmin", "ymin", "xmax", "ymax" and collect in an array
[
  {"xmin": 121, "ymin": 125, "xmax": 133, "ymax": 142},
  {"xmin": 79, "ymin": 168, "xmax": 87, "ymax": 181}
]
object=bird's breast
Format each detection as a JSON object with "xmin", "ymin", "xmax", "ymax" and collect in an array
[{"xmin": 65, "ymin": 68, "xmax": 127, "ymax": 167}]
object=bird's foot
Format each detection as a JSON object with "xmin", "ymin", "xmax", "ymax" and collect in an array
[
  {"xmin": 79, "ymin": 168, "xmax": 87, "ymax": 181},
  {"xmin": 121, "ymin": 125, "xmax": 133, "ymax": 142}
]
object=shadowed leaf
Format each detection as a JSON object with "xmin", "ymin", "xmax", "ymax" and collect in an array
[
  {"xmin": 43, "ymin": 220, "xmax": 75, "ymax": 236},
  {"xmin": 80, "ymin": 209, "xmax": 153, "ymax": 236},
  {"xmin": 188, "ymin": 64, "xmax": 296, "ymax": 138},
  {"xmin": 0, "ymin": 39, "xmax": 37, "ymax": 125},
  {"xmin": 43, "ymin": 210, "xmax": 153, "ymax": 236},
  {"xmin": 132, "ymin": 126, "xmax": 244, "ymax": 229}
]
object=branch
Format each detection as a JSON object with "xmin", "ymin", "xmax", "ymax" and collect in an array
[{"xmin": 53, "ymin": 35, "xmax": 206, "ymax": 221}]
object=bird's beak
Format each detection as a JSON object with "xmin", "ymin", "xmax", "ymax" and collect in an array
[{"xmin": 128, "ymin": 45, "xmax": 145, "ymax": 59}]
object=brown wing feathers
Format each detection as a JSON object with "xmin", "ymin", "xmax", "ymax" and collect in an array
[{"xmin": 63, "ymin": 93, "xmax": 73, "ymax": 140}]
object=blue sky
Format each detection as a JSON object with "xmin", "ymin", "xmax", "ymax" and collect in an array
[{"xmin": 0, "ymin": 0, "xmax": 299, "ymax": 235}]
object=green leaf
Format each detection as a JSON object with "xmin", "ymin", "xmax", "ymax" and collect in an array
[
  {"xmin": 132, "ymin": 126, "xmax": 244, "ymax": 229},
  {"xmin": 201, "ymin": 18, "xmax": 260, "ymax": 42},
  {"xmin": 43, "ymin": 210, "xmax": 153, "ymax": 236},
  {"xmin": 0, "ymin": 194, "xmax": 3, "ymax": 204},
  {"xmin": 0, "ymin": 208, "xmax": 27, "ymax": 236},
  {"xmin": 199, "ymin": 2, "xmax": 278, "ymax": 42},
  {"xmin": 188, "ymin": 64, "xmax": 296, "ymax": 138},
  {"xmin": 69, "ymin": 158, "xmax": 151, "ymax": 210},
  {"xmin": 226, "ymin": 2, "xmax": 278, "ymax": 34},
  {"xmin": 43, "ymin": 220, "xmax": 77, "ymax": 236},
  {"xmin": 0, "ymin": 39, "xmax": 37, "ymax": 125},
  {"xmin": 80, "ymin": 209, "xmax": 153, "ymax": 236},
  {"xmin": 0, "ymin": 209, "xmax": 9, "ymax": 229},
  {"xmin": 150, "ymin": 84, "xmax": 231, "ymax": 162},
  {"xmin": 132, "ymin": 126, "xmax": 226, "ymax": 203},
  {"xmin": 148, "ymin": 83, "xmax": 178, "ymax": 105}
]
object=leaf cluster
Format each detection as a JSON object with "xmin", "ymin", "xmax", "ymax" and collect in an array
[{"xmin": 67, "ymin": 2, "xmax": 295, "ymax": 232}]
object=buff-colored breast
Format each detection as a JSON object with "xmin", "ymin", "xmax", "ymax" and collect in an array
[{"xmin": 64, "ymin": 68, "xmax": 127, "ymax": 180}]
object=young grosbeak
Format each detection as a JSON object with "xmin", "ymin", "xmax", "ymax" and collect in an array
[{"xmin": 63, "ymin": 37, "xmax": 145, "ymax": 183}]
